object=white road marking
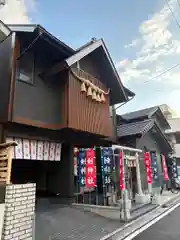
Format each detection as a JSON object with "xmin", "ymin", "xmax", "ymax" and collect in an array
[
  {"xmin": 100, "ymin": 205, "xmax": 159, "ymax": 240},
  {"xmin": 124, "ymin": 201, "xmax": 180, "ymax": 240}
]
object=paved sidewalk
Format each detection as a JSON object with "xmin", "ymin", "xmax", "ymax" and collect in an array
[
  {"xmin": 35, "ymin": 204, "xmax": 124, "ymax": 240},
  {"xmin": 35, "ymin": 192, "xmax": 180, "ymax": 240},
  {"xmin": 158, "ymin": 191, "xmax": 180, "ymax": 206}
]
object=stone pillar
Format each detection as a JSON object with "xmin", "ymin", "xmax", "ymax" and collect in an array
[
  {"xmin": 135, "ymin": 153, "xmax": 151, "ymax": 204},
  {"xmin": 135, "ymin": 153, "xmax": 143, "ymax": 195},
  {"xmin": 2, "ymin": 183, "xmax": 36, "ymax": 240},
  {"xmin": 49, "ymin": 143, "xmax": 74, "ymax": 203},
  {"xmin": 120, "ymin": 190, "xmax": 131, "ymax": 222},
  {"xmin": 120, "ymin": 150, "xmax": 131, "ymax": 221}
]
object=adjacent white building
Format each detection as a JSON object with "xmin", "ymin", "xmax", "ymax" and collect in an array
[
  {"xmin": 159, "ymin": 104, "xmax": 180, "ymax": 171},
  {"xmin": 165, "ymin": 118, "xmax": 180, "ymax": 160}
]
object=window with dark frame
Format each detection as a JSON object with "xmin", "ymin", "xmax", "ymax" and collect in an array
[{"xmin": 16, "ymin": 51, "xmax": 35, "ymax": 85}]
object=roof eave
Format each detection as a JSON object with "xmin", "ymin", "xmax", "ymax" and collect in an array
[
  {"xmin": 100, "ymin": 39, "xmax": 128, "ymax": 102},
  {"xmin": 38, "ymin": 25, "xmax": 75, "ymax": 55},
  {"xmin": 153, "ymin": 121, "xmax": 173, "ymax": 152},
  {"xmin": 123, "ymin": 86, "xmax": 135, "ymax": 98},
  {"xmin": 66, "ymin": 39, "xmax": 129, "ymax": 103},
  {"xmin": 0, "ymin": 20, "xmax": 11, "ymax": 37},
  {"xmin": 7, "ymin": 23, "xmax": 75, "ymax": 56}
]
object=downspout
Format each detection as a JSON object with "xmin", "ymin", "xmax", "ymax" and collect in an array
[{"xmin": 112, "ymin": 96, "xmax": 135, "ymax": 141}]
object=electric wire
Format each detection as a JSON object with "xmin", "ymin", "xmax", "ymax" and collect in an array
[
  {"xmin": 176, "ymin": 0, "xmax": 180, "ymax": 9},
  {"xmin": 143, "ymin": 63, "xmax": 180, "ymax": 84},
  {"xmin": 165, "ymin": 0, "xmax": 180, "ymax": 29}
]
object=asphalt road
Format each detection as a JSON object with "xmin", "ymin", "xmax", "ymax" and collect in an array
[{"xmin": 133, "ymin": 206, "xmax": 180, "ymax": 240}]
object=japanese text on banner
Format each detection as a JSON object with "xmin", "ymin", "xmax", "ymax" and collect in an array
[
  {"xmin": 150, "ymin": 152, "xmax": 159, "ymax": 183},
  {"xmin": 171, "ymin": 157, "xmax": 178, "ymax": 179},
  {"xmin": 144, "ymin": 152, "xmax": 152, "ymax": 184},
  {"xmin": 85, "ymin": 149, "xmax": 96, "ymax": 188},
  {"xmin": 119, "ymin": 151, "xmax": 125, "ymax": 190},
  {"xmin": 101, "ymin": 147, "xmax": 113, "ymax": 185},
  {"xmin": 77, "ymin": 149, "xmax": 86, "ymax": 186},
  {"xmin": 161, "ymin": 154, "xmax": 169, "ymax": 181}
]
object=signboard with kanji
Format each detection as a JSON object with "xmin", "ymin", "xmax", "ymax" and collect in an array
[
  {"xmin": 119, "ymin": 151, "xmax": 125, "ymax": 190},
  {"xmin": 85, "ymin": 149, "xmax": 96, "ymax": 188},
  {"xmin": 150, "ymin": 152, "xmax": 159, "ymax": 185},
  {"xmin": 144, "ymin": 152, "xmax": 152, "ymax": 184},
  {"xmin": 77, "ymin": 149, "xmax": 86, "ymax": 186},
  {"xmin": 101, "ymin": 147, "xmax": 113, "ymax": 185},
  {"xmin": 171, "ymin": 157, "xmax": 178, "ymax": 179},
  {"xmin": 161, "ymin": 154, "xmax": 169, "ymax": 181}
]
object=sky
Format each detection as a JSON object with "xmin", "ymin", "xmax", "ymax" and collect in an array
[{"xmin": 1, "ymin": 0, "xmax": 180, "ymax": 116}]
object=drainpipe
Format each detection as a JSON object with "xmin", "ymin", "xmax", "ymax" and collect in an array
[
  {"xmin": 111, "ymin": 105, "xmax": 117, "ymax": 141},
  {"xmin": 111, "ymin": 96, "xmax": 135, "ymax": 142}
]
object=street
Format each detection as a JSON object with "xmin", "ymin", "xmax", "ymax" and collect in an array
[{"xmin": 133, "ymin": 206, "xmax": 180, "ymax": 240}]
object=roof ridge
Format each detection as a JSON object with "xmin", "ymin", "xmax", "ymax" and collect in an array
[
  {"xmin": 122, "ymin": 106, "xmax": 158, "ymax": 117},
  {"xmin": 117, "ymin": 119, "xmax": 153, "ymax": 127},
  {"xmin": 76, "ymin": 38, "xmax": 99, "ymax": 52}
]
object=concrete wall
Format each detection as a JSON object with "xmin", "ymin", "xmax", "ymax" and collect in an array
[
  {"xmin": 174, "ymin": 144, "xmax": 180, "ymax": 158},
  {"xmin": 167, "ymin": 118, "xmax": 180, "ymax": 132},
  {"xmin": 2, "ymin": 183, "xmax": 36, "ymax": 240},
  {"xmin": 166, "ymin": 118, "xmax": 180, "ymax": 157}
]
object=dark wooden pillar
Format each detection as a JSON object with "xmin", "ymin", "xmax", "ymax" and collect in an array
[{"xmin": 49, "ymin": 142, "xmax": 74, "ymax": 203}]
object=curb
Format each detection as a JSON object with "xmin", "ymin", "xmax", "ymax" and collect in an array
[
  {"xmin": 129, "ymin": 204, "xmax": 158, "ymax": 222},
  {"xmin": 119, "ymin": 198, "xmax": 180, "ymax": 240},
  {"xmin": 100, "ymin": 194, "xmax": 180, "ymax": 240}
]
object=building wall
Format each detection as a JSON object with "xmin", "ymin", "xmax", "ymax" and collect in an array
[
  {"xmin": 3, "ymin": 183, "xmax": 36, "ymax": 240},
  {"xmin": 0, "ymin": 33, "xmax": 15, "ymax": 122},
  {"xmin": 174, "ymin": 144, "xmax": 180, "ymax": 158},
  {"xmin": 13, "ymin": 47, "xmax": 67, "ymax": 127},
  {"xmin": 136, "ymin": 131, "xmax": 164, "ymax": 186},
  {"xmin": 167, "ymin": 118, "xmax": 180, "ymax": 132},
  {"xmin": 166, "ymin": 118, "xmax": 180, "ymax": 158},
  {"xmin": 68, "ymin": 70, "xmax": 113, "ymax": 137}
]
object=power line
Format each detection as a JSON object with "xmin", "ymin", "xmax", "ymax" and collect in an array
[
  {"xmin": 176, "ymin": 0, "xmax": 180, "ymax": 9},
  {"xmin": 144, "ymin": 63, "xmax": 180, "ymax": 83},
  {"xmin": 165, "ymin": 0, "xmax": 180, "ymax": 29},
  {"xmin": 141, "ymin": 1, "xmax": 180, "ymax": 85}
]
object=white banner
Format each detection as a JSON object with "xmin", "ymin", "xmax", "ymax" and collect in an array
[{"xmin": 6, "ymin": 137, "xmax": 61, "ymax": 161}]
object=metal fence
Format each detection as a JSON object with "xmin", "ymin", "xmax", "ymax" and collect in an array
[{"xmin": 73, "ymin": 145, "xmax": 145, "ymax": 206}]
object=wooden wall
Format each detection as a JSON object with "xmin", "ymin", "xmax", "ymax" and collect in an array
[
  {"xmin": 12, "ymin": 36, "xmax": 67, "ymax": 130},
  {"xmin": 68, "ymin": 70, "xmax": 113, "ymax": 137},
  {"xmin": 0, "ymin": 33, "xmax": 15, "ymax": 122},
  {"xmin": 5, "ymin": 34, "xmax": 113, "ymax": 138}
]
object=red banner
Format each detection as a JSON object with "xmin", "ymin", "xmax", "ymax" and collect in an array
[
  {"xmin": 85, "ymin": 149, "xmax": 96, "ymax": 188},
  {"xmin": 161, "ymin": 154, "xmax": 169, "ymax": 181},
  {"xmin": 119, "ymin": 151, "xmax": 125, "ymax": 190},
  {"xmin": 144, "ymin": 152, "xmax": 152, "ymax": 184}
]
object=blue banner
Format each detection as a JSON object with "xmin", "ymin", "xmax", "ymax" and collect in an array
[
  {"xmin": 150, "ymin": 152, "xmax": 159, "ymax": 184},
  {"xmin": 101, "ymin": 147, "xmax": 113, "ymax": 185},
  {"xmin": 77, "ymin": 148, "xmax": 86, "ymax": 186},
  {"xmin": 172, "ymin": 157, "xmax": 178, "ymax": 179}
]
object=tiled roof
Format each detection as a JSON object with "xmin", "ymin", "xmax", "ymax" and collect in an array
[
  {"xmin": 117, "ymin": 119, "xmax": 154, "ymax": 137},
  {"xmin": 121, "ymin": 106, "xmax": 158, "ymax": 120}
]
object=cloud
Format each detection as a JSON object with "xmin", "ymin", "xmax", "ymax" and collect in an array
[
  {"xmin": 117, "ymin": 0, "xmax": 180, "ymax": 114},
  {"xmin": 0, "ymin": 0, "xmax": 36, "ymax": 24},
  {"xmin": 124, "ymin": 39, "xmax": 140, "ymax": 49},
  {"xmin": 118, "ymin": 0, "xmax": 180, "ymax": 81}
]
